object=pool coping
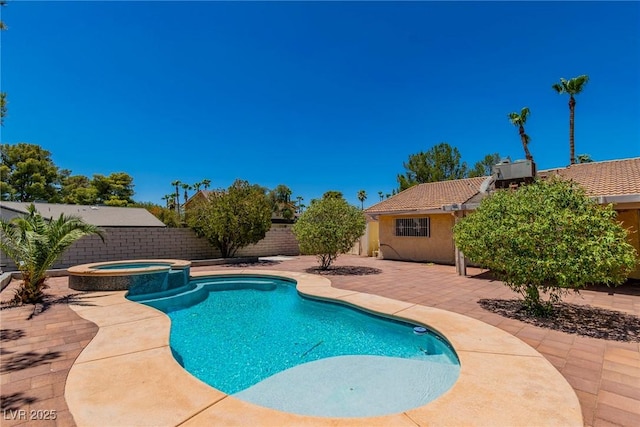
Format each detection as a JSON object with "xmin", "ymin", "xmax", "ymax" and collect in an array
[
  {"xmin": 65, "ymin": 270, "xmax": 583, "ymax": 426},
  {"xmin": 67, "ymin": 259, "xmax": 191, "ymax": 276}
]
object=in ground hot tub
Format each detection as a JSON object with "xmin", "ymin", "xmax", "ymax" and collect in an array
[{"xmin": 68, "ymin": 259, "xmax": 191, "ymax": 295}]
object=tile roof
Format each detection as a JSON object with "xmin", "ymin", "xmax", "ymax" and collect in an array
[
  {"xmin": 365, "ymin": 177, "xmax": 488, "ymax": 214},
  {"xmin": 365, "ymin": 157, "xmax": 640, "ymax": 215},
  {"xmin": 538, "ymin": 157, "xmax": 640, "ymax": 197},
  {"xmin": 0, "ymin": 202, "xmax": 166, "ymax": 227}
]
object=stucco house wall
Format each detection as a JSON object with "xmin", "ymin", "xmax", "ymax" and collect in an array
[
  {"xmin": 617, "ymin": 208, "xmax": 640, "ymax": 279},
  {"xmin": 378, "ymin": 214, "xmax": 455, "ymax": 264}
]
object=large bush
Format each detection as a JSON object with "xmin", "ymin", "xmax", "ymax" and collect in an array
[
  {"xmin": 453, "ymin": 177, "xmax": 637, "ymax": 314},
  {"xmin": 186, "ymin": 180, "xmax": 271, "ymax": 258},
  {"xmin": 293, "ymin": 196, "xmax": 366, "ymax": 270}
]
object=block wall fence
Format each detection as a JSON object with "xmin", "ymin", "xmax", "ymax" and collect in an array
[{"xmin": 0, "ymin": 224, "xmax": 300, "ymax": 271}]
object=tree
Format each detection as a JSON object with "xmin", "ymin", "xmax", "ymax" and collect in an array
[
  {"xmin": 292, "ymin": 197, "xmax": 366, "ymax": 270},
  {"xmin": 201, "ymin": 179, "xmax": 211, "ymax": 190},
  {"xmin": 357, "ymin": 190, "xmax": 367, "ymax": 210},
  {"xmin": 322, "ymin": 190, "xmax": 343, "ymax": 199},
  {"xmin": 0, "ymin": 1, "xmax": 6, "ymax": 31},
  {"xmin": 0, "ymin": 204, "xmax": 104, "ymax": 304},
  {"xmin": 181, "ymin": 183, "xmax": 192, "ymax": 206},
  {"xmin": 378, "ymin": 191, "xmax": 384, "ymax": 201},
  {"xmin": 132, "ymin": 201, "xmax": 181, "ymax": 228},
  {"xmin": 92, "ymin": 172, "xmax": 134, "ymax": 206},
  {"xmin": 171, "ymin": 180, "xmax": 182, "ymax": 215},
  {"xmin": 552, "ymin": 75, "xmax": 589, "ymax": 165},
  {"xmin": 469, "ymin": 153, "xmax": 501, "ymax": 178},
  {"xmin": 60, "ymin": 174, "xmax": 98, "ymax": 205},
  {"xmin": 577, "ymin": 154, "xmax": 594, "ymax": 163},
  {"xmin": 0, "ymin": 92, "xmax": 6, "ymax": 127},
  {"xmin": 269, "ymin": 184, "xmax": 295, "ymax": 220},
  {"xmin": 295, "ymin": 196, "xmax": 305, "ymax": 213},
  {"xmin": 1, "ymin": 143, "xmax": 60, "ymax": 202},
  {"xmin": 397, "ymin": 143, "xmax": 468, "ymax": 191},
  {"xmin": 453, "ymin": 177, "xmax": 637, "ymax": 315},
  {"xmin": 1, "ymin": 1, "xmax": 8, "ymax": 126},
  {"xmin": 186, "ymin": 180, "xmax": 272, "ymax": 258},
  {"xmin": 508, "ymin": 107, "xmax": 533, "ymax": 161}
]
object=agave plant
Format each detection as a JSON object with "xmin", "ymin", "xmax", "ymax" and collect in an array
[{"xmin": 0, "ymin": 204, "xmax": 104, "ymax": 304}]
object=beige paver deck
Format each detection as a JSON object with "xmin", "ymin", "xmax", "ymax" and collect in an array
[{"xmin": 1, "ymin": 255, "xmax": 639, "ymax": 426}]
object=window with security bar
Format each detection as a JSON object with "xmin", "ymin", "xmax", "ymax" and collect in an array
[{"xmin": 395, "ymin": 217, "xmax": 430, "ymax": 237}]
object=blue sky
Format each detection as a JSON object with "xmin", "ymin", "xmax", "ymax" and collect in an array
[{"xmin": 2, "ymin": 1, "xmax": 639, "ymax": 208}]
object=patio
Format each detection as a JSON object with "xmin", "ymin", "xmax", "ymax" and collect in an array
[{"xmin": 1, "ymin": 255, "xmax": 639, "ymax": 426}]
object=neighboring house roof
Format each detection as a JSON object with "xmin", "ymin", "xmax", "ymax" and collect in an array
[
  {"xmin": 0, "ymin": 202, "xmax": 166, "ymax": 227},
  {"xmin": 183, "ymin": 190, "xmax": 212, "ymax": 210},
  {"xmin": 365, "ymin": 177, "xmax": 488, "ymax": 215},
  {"xmin": 365, "ymin": 157, "xmax": 640, "ymax": 216},
  {"xmin": 539, "ymin": 157, "xmax": 640, "ymax": 198}
]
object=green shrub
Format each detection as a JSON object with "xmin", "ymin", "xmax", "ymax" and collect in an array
[
  {"xmin": 453, "ymin": 177, "xmax": 637, "ymax": 314},
  {"xmin": 293, "ymin": 196, "xmax": 366, "ymax": 270}
]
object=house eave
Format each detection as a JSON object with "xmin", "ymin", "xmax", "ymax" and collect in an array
[
  {"xmin": 366, "ymin": 208, "xmax": 447, "ymax": 220},
  {"xmin": 593, "ymin": 194, "xmax": 640, "ymax": 205}
]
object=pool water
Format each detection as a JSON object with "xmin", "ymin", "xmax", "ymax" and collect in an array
[{"xmin": 148, "ymin": 277, "xmax": 459, "ymax": 397}]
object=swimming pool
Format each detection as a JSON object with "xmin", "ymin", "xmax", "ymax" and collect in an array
[{"xmin": 131, "ymin": 275, "xmax": 460, "ymax": 417}]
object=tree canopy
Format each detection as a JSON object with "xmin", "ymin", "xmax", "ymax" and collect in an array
[
  {"xmin": 268, "ymin": 184, "xmax": 296, "ymax": 220},
  {"xmin": 397, "ymin": 143, "xmax": 504, "ymax": 191},
  {"xmin": 1, "ymin": 143, "xmax": 60, "ymax": 202},
  {"xmin": 468, "ymin": 153, "xmax": 502, "ymax": 178},
  {"xmin": 185, "ymin": 180, "xmax": 272, "ymax": 258},
  {"xmin": 453, "ymin": 177, "xmax": 637, "ymax": 314},
  {"xmin": 397, "ymin": 143, "xmax": 468, "ymax": 191},
  {"xmin": 292, "ymin": 196, "xmax": 366, "ymax": 270},
  {"xmin": 1, "ymin": 143, "xmax": 135, "ymax": 205}
]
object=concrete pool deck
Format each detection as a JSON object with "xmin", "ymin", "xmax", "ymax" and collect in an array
[{"xmin": 62, "ymin": 269, "xmax": 582, "ymax": 426}]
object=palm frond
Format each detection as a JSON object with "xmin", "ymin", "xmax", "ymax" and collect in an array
[
  {"xmin": 0, "ymin": 205, "xmax": 104, "ymax": 304},
  {"xmin": 508, "ymin": 112, "xmax": 521, "ymax": 125},
  {"xmin": 551, "ymin": 82, "xmax": 564, "ymax": 94}
]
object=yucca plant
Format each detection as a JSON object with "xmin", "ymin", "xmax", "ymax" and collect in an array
[{"xmin": 0, "ymin": 204, "xmax": 104, "ymax": 304}]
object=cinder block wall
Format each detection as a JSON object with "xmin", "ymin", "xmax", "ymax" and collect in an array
[
  {"xmin": 1, "ymin": 224, "xmax": 300, "ymax": 271},
  {"xmin": 236, "ymin": 224, "xmax": 300, "ymax": 258}
]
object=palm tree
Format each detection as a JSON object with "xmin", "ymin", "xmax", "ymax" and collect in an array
[
  {"xmin": 171, "ymin": 180, "xmax": 181, "ymax": 215},
  {"xmin": 1, "ymin": 1, "xmax": 8, "ymax": 126},
  {"xmin": 552, "ymin": 75, "xmax": 589, "ymax": 165},
  {"xmin": 181, "ymin": 183, "xmax": 192, "ymax": 206},
  {"xmin": 508, "ymin": 107, "xmax": 534, "ymax": 162},
  {"xmin": 378, "ymin": 191, "xmax": 383, "ymax": 201},
  {"xmin": 201, "ymin": 179, "xmax": 211, "ymax": 190},
  {"xmin": 193, "ymin": 181, "xmax": 202, "ymax": 192},
  {"xmin": 0, "ymin": 204, "xmax": 104, "ymax": 304},
  {"xmin": 161, "ymin": 194, "xmax": 175, "ymax": 209},
  {"xmin": 357, "ymin": 190, "xmax": 367, "ymax": 210}
]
